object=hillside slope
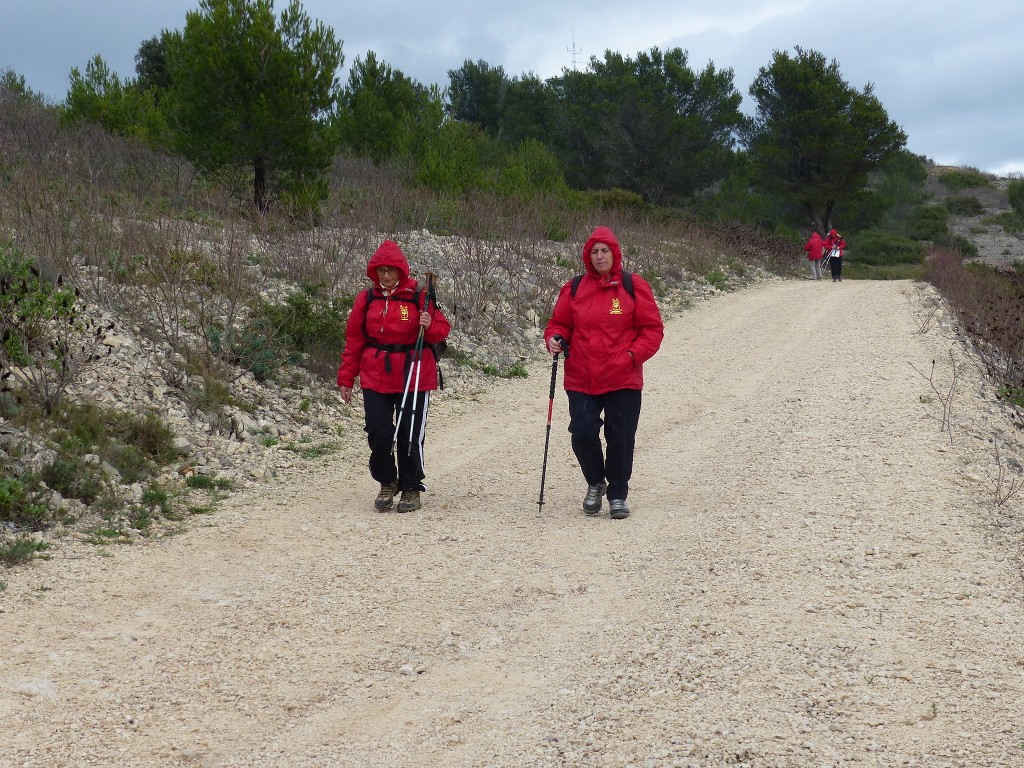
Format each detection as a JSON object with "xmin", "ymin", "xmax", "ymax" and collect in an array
[{"xmin": 2, "ymin": 279, "xmax": 1023, "ymax": 767}]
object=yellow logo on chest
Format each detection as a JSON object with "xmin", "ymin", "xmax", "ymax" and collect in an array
[
  {"xmin": 400, "ymin": 305, "xmax": 410, "ymax": 321},
  {"xmin": 610, "ymin": 298, "xmax": 623, "ymax": 315}
]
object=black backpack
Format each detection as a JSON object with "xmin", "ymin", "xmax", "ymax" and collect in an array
[{"xmin": 570, "ymin": 272, "xmax": 635, "ymax": 299}]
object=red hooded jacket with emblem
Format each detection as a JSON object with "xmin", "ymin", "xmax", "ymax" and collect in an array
[
  {"xmin": 337, "ymin": 240, "xmax": 450, "ymax": 394},
  {"xmin": 544, "ymin": 226, "xmax": 664, "ymax": 395},
  {"xmin": 824, "ymin": 229, "xmax": 846, "ymax": 256}
]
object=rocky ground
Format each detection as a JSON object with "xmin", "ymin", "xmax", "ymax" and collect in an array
[
  {"xmin": 924, "ymin": 163, "xmax": 1024, "ymax": 268},
  {"xmin": 2, "ymin": 277, "xmax": 1024, "ymax": 767}
]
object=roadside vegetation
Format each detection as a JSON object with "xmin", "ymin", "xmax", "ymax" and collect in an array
[{"xmin": 1, "ymin": 0, "xmax": 1021, "ymax": 565}]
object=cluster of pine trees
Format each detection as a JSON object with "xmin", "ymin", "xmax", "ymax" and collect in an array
[{"xmin": 28, "ymin": 0, "xmax": 906, "ymax": 234}]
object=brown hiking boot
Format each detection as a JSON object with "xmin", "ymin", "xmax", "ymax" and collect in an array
[
  {"xmin": 396, "ymin": 489, "xmax": 421, "ymax": 513},
  {"xmin": 374, "ymin": 481, "xmax": 399, "ymax": 511}
]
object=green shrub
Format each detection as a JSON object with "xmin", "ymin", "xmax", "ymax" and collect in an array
[
  {"xmin": 985, "ymin": 211, "xmax": 1024, "ymax": 236},
  {"xmin": 1008, "ymin": 179, "xmax": 1024, "ymax": 218},
  {"xmin": 938, "ymin": 167, "xmax": 991, "ymax": 191},
  {"xmin": 705, "ymin": 269, "xmax": 728, "ymax": 290},
  {"xmin": 907, "ymin": 205, "xmax": 950, "ymax": 240},
  {"xmin": 41, "ymin": 455, "xmax": 107, "ymax": 505},
  {"xmin": 584, "ymin": 187, "xmax": 650, "ymax": 214},
  {"xmin": 50, "ymin": 402, "xmax": 177, "ymax": 476},
  {"xmin": 848, "ymin": 230, "xmax": 925, "ymax": 266},
  {"xmin": 0, "ymin": 535, "xmax": 51, "ymax": 565},
  {"xmin": 0, "ymin": 476, "xmax": 51, "ymax": 529},
  {"xmin": 221, "ymin": 283, "xmax": 353, "ymax": 383},
  {"xmin": 945, "ymin": 195, "xmax": 986, "ymax": 216}
]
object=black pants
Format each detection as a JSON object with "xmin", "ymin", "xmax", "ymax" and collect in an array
[
  {"xmin": 567, "ymin": 389, "xmax": 642, "ymax": 501},
  {"xmin": 362, "ymin": 389, "xmax": 430, "ymax": 491},
  {"xmin": 830, "ymin": 256, "xmax": 842, "ymax": 280}
]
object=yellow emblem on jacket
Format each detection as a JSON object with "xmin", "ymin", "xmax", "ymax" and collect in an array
[
  {"xmin": 610, "ymin": 298, "xmax": 623, "ymax": 315},
  {"xmin": 400, "ymin": 305, "xmax": 410, "ymax": 321}
]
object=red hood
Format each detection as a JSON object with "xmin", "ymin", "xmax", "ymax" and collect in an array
[
  {"xmin": 366, "ymin": 240, "xmax": 411, "ymax": 290},
  {"xmin": 581, "ymin": 226, "xmax": 623, "ymax": 278}
]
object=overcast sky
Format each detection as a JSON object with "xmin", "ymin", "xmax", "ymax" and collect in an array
[{"xmin": 3, "ymin": 0, "xmax": 1022, "ymax": 175}]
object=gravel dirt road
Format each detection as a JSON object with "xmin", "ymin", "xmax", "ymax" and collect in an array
[{"xmin": 3, "ymin": 279, "xmax": 1023, "ymax": 767}]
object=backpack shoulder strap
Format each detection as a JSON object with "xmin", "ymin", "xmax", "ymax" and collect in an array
[
  {"xmin": 570, "ymin": 272, "xmax": 635, "ymax": 299},
  {"xmin": 570, "ymin": 274, "xmax": 584, "ymax": 298}
]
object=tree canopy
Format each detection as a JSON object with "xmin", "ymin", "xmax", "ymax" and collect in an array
[
  {"xmin": 163, "ymin": 0, "xmax": 344, "ymax": 211},
  {"xmin": 550, "ymin": 47, "xmax": 743, "ymax": 204},
  {"xmin": 338, "ymin": 51, "xmax": 442, "ymax": 164},
  {"xmin": 744, "ymin": 46, "xmax": 907, "ymax": 232}
]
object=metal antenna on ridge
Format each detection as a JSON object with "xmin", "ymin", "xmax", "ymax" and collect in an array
[{"xmin": 567, "ymin": 30, "xmax": 581, "ymax": 70}]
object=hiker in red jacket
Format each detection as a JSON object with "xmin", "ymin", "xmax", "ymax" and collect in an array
[
  {"xmin": 337, "ymin": 240, "xmax": 451, "ymax": 513},
  {"xmin": 544, "ymin": 226, "xmax": 665, "ymax": 520},
  {"xmin": 824, "ymin": 228, "xmax": 847, "ymax": 282},
  {"xmin": 804, "ymin": 231, "xmax": 825, "ymax": 280}
]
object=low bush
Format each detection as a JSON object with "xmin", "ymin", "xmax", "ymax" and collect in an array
[
  {"xmin": 907, "ymin": 205, "xmax": 950, "ymax": 240},
  {"xmin": 926, "ymin": 249, "xmax": 1024, "ymax": 392},
  {"xmin": 1008, "ymin": 178, "xmax": 1024, "ymax": 217},
  {"xmin": 945, "ymin": 195, "xmax": 986, "ymax": 216},
  {"xmin": 938, "ymin": 167, "xmax": 992, "ymax": 192},
  {"xmin": 0, "ymin": 535, "xmax": 50, "ymax": 566},
  {"xmin": 0, "ymin": 476, "xmax": 51, "ymax": 530},
  {"xmin": 847, "ymin": 230, "xmax": 925, "ymax": 266}
]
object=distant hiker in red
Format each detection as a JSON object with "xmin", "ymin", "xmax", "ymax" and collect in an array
[
  {"xmin": 804, "ymin": 231, "xmax": 825, "ymax": 280},
  {"xmin": 824, "ymin": 228, "xmax": 847, "ymax": 282},
  {"xmin": 544, "ymin": 226, "xmax": 665, "ymax": 520},
  {"xmin": 337, "ymin": 240, "xmax": 451, "ymax": 513}
]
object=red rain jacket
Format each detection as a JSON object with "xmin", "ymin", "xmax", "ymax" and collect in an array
[
  {"xmin": 824, "ymin": 229, "xmax": 846, "ymax": 256},
  {"xmin": 544, "ymin": 226, "xmax": 664, "ymax": 395},
  {"xmin": 337, "ymin": 240, "xmax": 450, "ymax": 394},
  {"xmin": 804, "ymin": 232, "xmax": 825, "ymax": 261}
]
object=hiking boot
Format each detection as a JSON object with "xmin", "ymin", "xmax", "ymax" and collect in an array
[
  {"xmin": 583, "ymin": 482, "xmax": 606, "ymax": 515},
  {"xmin": 374, "ymin": 481, "xmax": 399, "ymax": 511},
  {"xmin": 396, "ymin": 489, "xmax": 421, "ymax": 513},
  {"xmin": 609, "ymin": 499, "xmax": 630, "ymax": 519}
]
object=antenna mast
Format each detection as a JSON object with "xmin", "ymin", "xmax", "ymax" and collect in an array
[{"xmin": 567, "ymin": 30, "xmax": 581, "ymax": 70}]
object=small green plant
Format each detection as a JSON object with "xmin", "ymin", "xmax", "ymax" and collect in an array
[
  {"xmin": 705, "ymin": 269, "xmax": 728, "ymax": 291},
  {"xmin": 140, "ymin": 483, "xmax": 173, "ymax": 516},
  {"xmin": 0, "ymin": 535, "xmax": 51, "ymax": 565},
  {"xmin": 283, "ymin": 441, "xmax": 339, "ymax": 459},
  {"xmin": 125, "ymin": 505, "xmax": 154, "ymax": 534},
  {"xmin": 997, "ymin": 386, "xmax": 1024, "ymax": 408},
  {"xmin": 185, "ymin": 474, "xmax": 233, "ymax": 491},
  {"xmin": 84, "ymin": 525, "xmax": 131, "ymax": 545}
]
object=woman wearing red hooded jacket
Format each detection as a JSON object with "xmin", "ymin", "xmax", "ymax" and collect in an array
[
  {"xmin": 804, "ymin": 230, "xmax": 825, "ymax": 280},
  {"xmin": 338, "ymin": 240, "xmax": 451, "ymax": 513},
  {"xmin": 824, "ymin": 228, "xmax": 847, "ymax": 282},
  {"xmin": 544, "ymin": 226, "xmax": 664, "ymax": 519}
]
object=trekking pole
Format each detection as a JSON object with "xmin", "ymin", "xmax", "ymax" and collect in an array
[
  {"xmin": 406, "ymin": 272, "xmax": 436, "ymax": 455},
  {"xmin": 393, "ymin": 342, "xmax": 421, "ymax": 456},
  {"xmin": 537, "ymin": 335, "xmax": 566, "ymax": 513}
]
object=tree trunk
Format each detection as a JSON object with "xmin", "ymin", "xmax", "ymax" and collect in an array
[{"xmin": 253, "ymin": 158, "xmax": 268, "ymax": 213}]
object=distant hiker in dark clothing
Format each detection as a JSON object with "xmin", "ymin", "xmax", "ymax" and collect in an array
[
  {"xmin": 804, "ymin": 231, "xmax": 825, "ymax": 280},
  {"xmin": 337, "ymin": 240, "xmax": 451, "ymax": 513},
  {"xmin": 824, "ymin": 229, "xmax": 847, "ymax": 282},
  {"xmin": 544, "ymin": 226, "xmax": 665, "ymax": 520}
]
